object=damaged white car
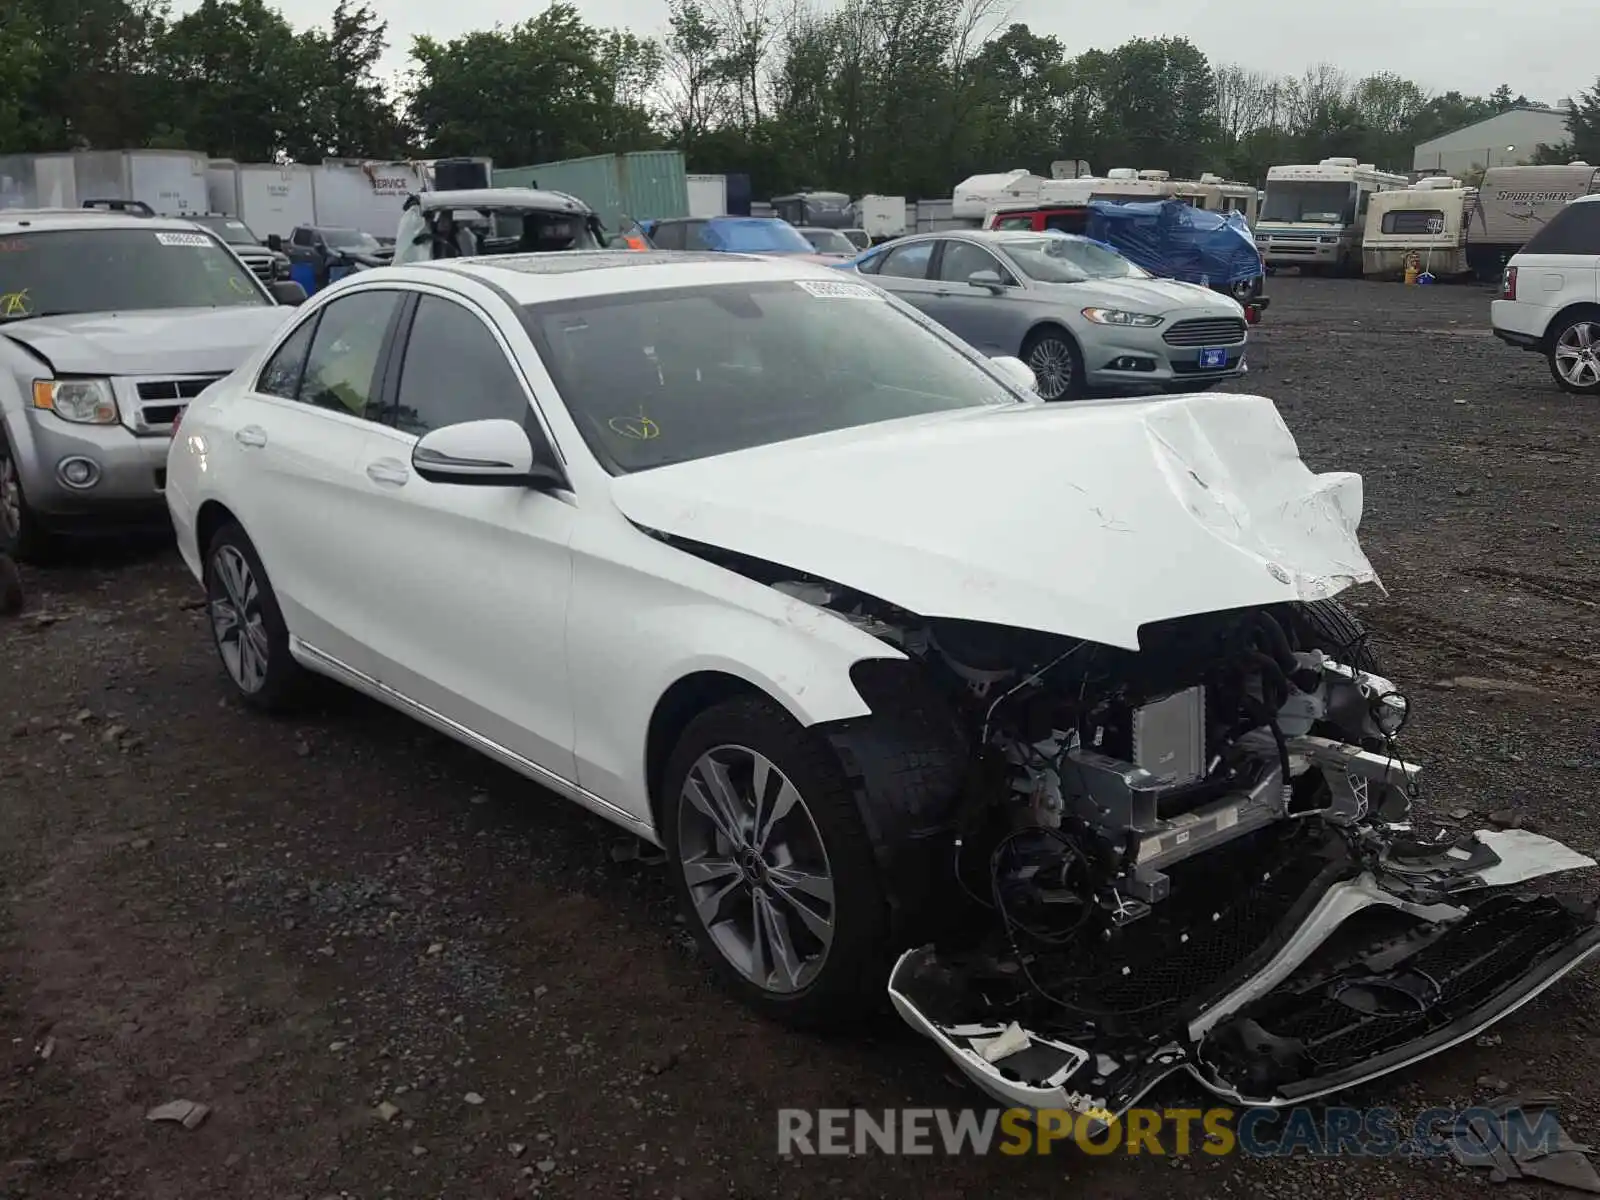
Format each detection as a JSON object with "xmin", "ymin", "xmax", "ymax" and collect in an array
[{"xmin": 166, "ymin": 252, "xmax": 1600, "ymax": 1119}]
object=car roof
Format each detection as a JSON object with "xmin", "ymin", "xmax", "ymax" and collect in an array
[
  {"xmin": 0, "ymin": 209, "xmax": 224, "ymax": 235},
  {"xmin": 408, "ymin": 249, "xmax": 857, "ymax": 304},
  {"xmin": 1571, "ymin": 194, "xmax": 1600, "ymax": 206},
  {"xmin": 418, "ymin": 188, "xmax": 593, "ymax": 214}
]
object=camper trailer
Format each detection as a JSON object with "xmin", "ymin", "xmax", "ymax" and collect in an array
[
  {"xmin": 950, "ymin": 171, "xmax": 1047, "ymax": 225},
  {"xmin": 1026, "ymin": 169, "xmax": 1259, "ymax": 225},
  {"xmin": 1257, "ymin": 158, "xmax": 1409, "ymax": 273},
  {"xmin": 1362, "ymin": 177, "xmax": 1478, "ymax": 280},
  {"xmin": 770, "ymin": 189, "xmax": 853, "ymax": 229},
  {"xmin": 1466, "ymin": 162, "xmax": 1600, "ymax": 281}
]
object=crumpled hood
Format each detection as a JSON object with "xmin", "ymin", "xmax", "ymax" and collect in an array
[
  {"xmin": 2, "ymin": 307, "xmax": 294, "ymax": 375},
  {"xmin": 1045, "ymin": 276, "xmax": 1241, "ymax": 314},
  {"xmin": 609, "ymin": 392, "xmax": 1379, "ymax": 650}
]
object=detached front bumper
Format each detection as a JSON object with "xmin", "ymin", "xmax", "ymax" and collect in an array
[{"xmin": 890, "ymin": 827, "xmax": 1599, "ymax": 1117}]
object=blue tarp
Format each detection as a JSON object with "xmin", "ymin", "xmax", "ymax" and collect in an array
[{"xmin": 1084, "ymin": 200, "xmax": 1262, "ymax": 286}]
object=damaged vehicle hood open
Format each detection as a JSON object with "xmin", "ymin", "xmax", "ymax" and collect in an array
[{"xmin": 609, "ymin": 391, "xmax": 1377, "ymax": 648}]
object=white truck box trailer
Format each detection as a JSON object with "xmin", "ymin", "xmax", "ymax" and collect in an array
[{"xmin": 687, "ymin": 174, "xmax": 727, "ymax": 217}]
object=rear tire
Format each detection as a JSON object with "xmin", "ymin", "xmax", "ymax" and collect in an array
[
  {"xmin": 660, "ymin": 695, "xmax": 891, "ymax": 1029},
  {"xmin": 1547, "ymin": 312, "xmax": 1600, "ymax": 396},
  {"xmin": 203, "ymin": 521, "xmax": 307, "ymax": 712},
  {"xmin": 1021, "ymin": 327, "xmax": 1085, "ymax": 401}
]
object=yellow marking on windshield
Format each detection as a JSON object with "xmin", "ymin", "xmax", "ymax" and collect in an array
[
  {"xmin": 608, "ymin": 408, "xmax": 660, "ymax": 440},
  {"xmin": 0, "ymin": 289, "xmax": 30, "ymax": 316}
]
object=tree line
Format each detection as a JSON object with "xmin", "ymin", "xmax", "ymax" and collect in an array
[{"xmin": 3, "ymin": 0, "xmax": 1598, "ymax": 200}]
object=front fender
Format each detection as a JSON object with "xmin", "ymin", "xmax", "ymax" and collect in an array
[{"xmin": 565, "ymin": 533, "xmax": 908, "ymax": 826}]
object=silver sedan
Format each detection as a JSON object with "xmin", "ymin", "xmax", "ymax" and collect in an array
[{"xmin": 849, "ymin": 230, "xmax": 1250, "ymax": 401}]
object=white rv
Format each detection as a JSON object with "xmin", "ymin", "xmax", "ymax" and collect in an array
[
  {"xmin": 1362, "ymin": 177, "xmax": 1478, "ymax": 280},
  {"xmin": 1257, "ymin": 158, "xmax": 1409, "ymax": 273},
  {"xmin": 1465, "ymin": 162, "xmax": 1600, "ymax": 281}
]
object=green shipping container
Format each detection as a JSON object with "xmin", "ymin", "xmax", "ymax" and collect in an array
[{"xmin": 493, "ymin": 151, "xmax": 688, "ymax": 232}]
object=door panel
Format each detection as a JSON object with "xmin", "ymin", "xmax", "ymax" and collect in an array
[
  {"xmin": 923, "ymin": 240, "xmax": 1019, "ymax": 353},
  {"xmin": 346, "ymin": 292, "xmax": 578, "ymax": 779},
  {"xmin": 866, "ymin": 239, "xmax": 940, "ymax": 310},
  {"xmin": 217, "ymin": 289, "xmax": 405, "ymax": 670}
]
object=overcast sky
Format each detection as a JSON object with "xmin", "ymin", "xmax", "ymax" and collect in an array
[{"xmin": 249, "ymin": 0, "xmax": 1597, "ymax": 107}]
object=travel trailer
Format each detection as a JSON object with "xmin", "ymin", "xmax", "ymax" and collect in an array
[
  {"xmin": 1257, "ymin": 158, "xmax": 1409, "ymax": 273},
  {"xmin": 950, "ymin": 170, "xmax": 1047, "ymax": 224},
  {"xmin": 1466, "ymin": 162, "xmax": 1600, "ymax": 281},
  {"xmin": 770, "ymin": 189, "xmax": 854, "ymax": 229},
  {"xmin": 1035, "ymin": 169, "xmax": 1260, "ymax": 225},
  {"xmin": 1362, "ymin": 177, "xmax": 1478, "ymax": 280}
]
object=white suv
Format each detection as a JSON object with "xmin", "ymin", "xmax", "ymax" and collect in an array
[{"xmin": 1491, "ymin": 193, "xmax": 1600, "ymax": 395}]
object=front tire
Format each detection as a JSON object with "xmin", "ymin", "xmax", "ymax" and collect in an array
[
  {"xmin": 1548, "ymin": 313, "xmax": 1600, "ymax": 395},
  {"xmin": 203, "ymin": 522, "xmax": 306, "ymax": 712},
  {"xmin": 0, "ymin": 429, "xmax": 54, "ymax": 563},
  {"xmin": 660, "ymin": 695, "xmax": 890, "ymax": 1029},
  {"xmin": 1022, "ymin": 327, "xmax": 1085, "ymax": 401}
]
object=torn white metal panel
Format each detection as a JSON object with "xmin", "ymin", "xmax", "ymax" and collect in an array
[
  {"xmin": 1466, "ymin": 830, "xmax": 1598, "ymax": 889},
  {"xmin": 610, "ymin": 392, "xmax": 1378, "ymax": 650}
]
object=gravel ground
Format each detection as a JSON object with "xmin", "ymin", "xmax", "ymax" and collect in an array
[{"xmin": 2, "ymin": 274, "xmax": 1598, "ymax": 1199}]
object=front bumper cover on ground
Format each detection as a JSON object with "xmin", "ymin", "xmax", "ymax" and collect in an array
[{"xmin": 890, "ymin": 827, "xmax": 1599, "ymax": 1117}]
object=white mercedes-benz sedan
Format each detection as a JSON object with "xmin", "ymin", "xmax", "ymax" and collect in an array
[{"xmin": 167, "ymin": 251, "xmax": 1599, "ymax": 1120}]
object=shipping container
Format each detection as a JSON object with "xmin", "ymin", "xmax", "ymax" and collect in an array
[
  {"xmin": 686, "ymin": 174, "xmax": 727, "ymax": 217},
  {"xmin": 206, "ymin": 159, "xmax": 241, "ymax": 215},
  {"xmin": 493, "ymin": 151, "xmax": 688, "ymax": 232},
  {"xmin": 238, "ymin": 163, "xmax": 316, "ymax": 241},
  {"xmin": 0, "ymin": 150, "xmax": 208, "ymax": 213}
]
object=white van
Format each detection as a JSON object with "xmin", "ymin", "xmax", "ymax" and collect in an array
[{"xmin": 1490, "ymin": 194, "xmax": 1600, "ymax": 395}]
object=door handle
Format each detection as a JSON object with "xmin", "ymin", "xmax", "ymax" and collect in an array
[
  {"xmin": 365, "ymin": 458, "xmax": 409, "ymax": 487},
  {"xmin": 235, "ymin": 425, "xmax": 267, "ymax": 449}
]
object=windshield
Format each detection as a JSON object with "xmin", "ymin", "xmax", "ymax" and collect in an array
[
  {"xmin": 697, "ymin": 219, "xmax": 814, "ymax": 254},
  {"xmin": 1000, "ymin": 235, "xmax": 1147, "ymax": 283},
  {"xmin": 802, "ymin": 228, "xmax": 857, "ymax": 254},
  {"xmin": 523, "ymin": 279, "xmax": 1019, "ymax": 473},
  {"xmin": 0, "ymin": 228, "xmax": 269, "ymax": 319},
  {"xmin": 1262, "ymin": 181, "xmax": 1355, "ymax": 224},
  {"xmin": 322, "ymin": 228, "xmax": 382, "ymax": 250},
  {"xmin": 191, "ymin": 216, "xmax": 263, "ymax": 247}
]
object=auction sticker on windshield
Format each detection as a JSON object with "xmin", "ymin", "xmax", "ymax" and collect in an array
[
  {"xmin": 794, "ymin": 279, "xmax": 880, "ymax": 300},
  {"xmin": 155, "ymin": 232, "xmax": 211, "ymax": 248}
]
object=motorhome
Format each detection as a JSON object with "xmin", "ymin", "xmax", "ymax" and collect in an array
[
  {"xmin": 1465, "ymin": 162, "xmax": 1600, "ymax": 281},
  {"xmin": 1257, "ymin": 158, "xmax": 1409, "ymax": 273},
  {"xmin": 1362, "ymin": 177, "xmax": 1478, "ymax": 280},
  {"xmin": 1035, "ymin": 168, "xmax": 1260, "ymax": 225}
]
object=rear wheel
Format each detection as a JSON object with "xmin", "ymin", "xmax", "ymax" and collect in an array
[
  {"xmin": 203, "ymin": 522, "xmax": 307, "ymax": 712},
  {"xmin": 661, "ymin": 695, "xmax": 890, "ymax": 1028},
  {"xmin": 1548, "ymin": 313, "xmax": 1600, "ymax": 395},
  {"xmin": 1021, "ymin": 327, "xmax": 1085, "ymax": 401}
]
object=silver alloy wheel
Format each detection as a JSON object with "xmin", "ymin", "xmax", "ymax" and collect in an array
[
  {"xmin": 0, "ymin": 450, "xmax": 21, "ymax": 540},
  {"xmin": 1554, "ymin": 321, "xmax": 1600, "ymax": 389},
  {"xmin": 208, "ymin": 544, "xmax": 270, "ymax": 693},
  {"xmin": 676, "ymin": 745, "xmax": 836, "ymax": 994},
  {"xmin": 1027, "ymin": 337, "xmax": 1074, "ymax": 400}
]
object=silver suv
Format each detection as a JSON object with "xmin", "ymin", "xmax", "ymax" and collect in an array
[{"xmin": 0, "ymin": 208, "xmax": 304, "ymax": 559}]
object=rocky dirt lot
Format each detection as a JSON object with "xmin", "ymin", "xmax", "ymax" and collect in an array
[{"xmin": 2, "ymin": 274, "xmax": 1598, "ymax": 1199}]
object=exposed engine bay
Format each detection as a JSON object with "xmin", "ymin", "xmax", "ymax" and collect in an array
[{"xmin": 742, "ymin": 563, "xmax": 1600, "ymax": 1116}]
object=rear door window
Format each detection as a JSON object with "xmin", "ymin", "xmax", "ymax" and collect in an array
[
  {"xmin": 876, "ymin": 241, "xmax": 934, "ymax": 279},
  {"xmin": 295, "ymin": 290, "xmax": 405, "ymax": 421},
  {"xmin": 1523, "ymin": 202, "xmax": 1600, "ymax": 255}
]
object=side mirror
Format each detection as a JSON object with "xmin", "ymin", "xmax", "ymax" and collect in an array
[
  {"xmin": 411, "ymin": 418, "xmax": 567, "ymax": 490},
  {"xmin": 989, "ymin": 354, "xmax": 1038, "ymax": 396},
  {"xmin": 266, "ymin": 234, "xmax": 283, "ymax": 253},
  {"xmin": 269, "ymin": 279, "xmax": 307, "ymax": 306},
  {"xmin": 968, "ymin": 269, "xmax": 1007, "ymax": 293}
]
